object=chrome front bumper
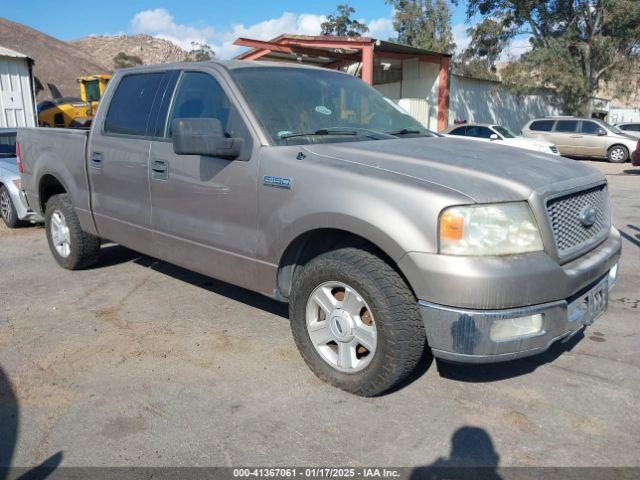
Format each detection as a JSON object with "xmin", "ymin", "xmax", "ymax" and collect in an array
[{"xmin": 419, "ymin": 268, "xmax": 617, "ymax": 364}]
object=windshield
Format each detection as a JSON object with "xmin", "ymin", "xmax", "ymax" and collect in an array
[
  {"xmin": 0, "ymin": 132, "xmax": 16, "ymax": 156},
  {"xmin": 492, "ymin": 125, "xmax": 518, "ymax": 139},
  {"xmin": 83, "ymin": 79, "xmax": 101, "ymax": 102},
  {"xmin": 231, "ymin": 67, "xmax": 434, "ymax": 145}
]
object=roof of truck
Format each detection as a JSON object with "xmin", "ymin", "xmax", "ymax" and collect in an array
[{"xmin": 116, "ymin": 59, "xmax": 345, "ymax": 74}]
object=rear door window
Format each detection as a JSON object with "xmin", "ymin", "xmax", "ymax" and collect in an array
[
  {"xmin": 529, "ymin": 120, "xmax": 555, "ymax": 131},
  {"xmin": 448, "ymin": 126, "xmax": 467, "ymax": 136},
  {"xmin": 104, "ymin": 73, "xmax": 164, "ymax": 136},
  {"xmin": 554, "ymin": 120, "xmax": 579, "ymax": 133}
]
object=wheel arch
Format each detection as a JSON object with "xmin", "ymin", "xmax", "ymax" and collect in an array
[
  {"xmin": 38, "ymin": 173, "xmax": 68, "ymax": 213},
  {"xmin": 275, "ymin": 226, "xmax": 417, "ymax": 301}
]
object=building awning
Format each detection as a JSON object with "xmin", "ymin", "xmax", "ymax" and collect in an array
[{"xmin": 0, "ymin": 45, "xmax": 29, "ymax": 59}]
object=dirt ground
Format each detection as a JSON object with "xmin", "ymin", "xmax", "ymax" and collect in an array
[{"xmin": 0, "ymin": 161, "xmax": 638, "ymax": 469}]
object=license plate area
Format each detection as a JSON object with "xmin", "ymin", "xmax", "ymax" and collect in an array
[
  {"xmin": 568, "ymin": 278, "xmax": 609, "ymax": 326},
  {"xmin": 587, "ymin": 279, "xmax": 609, "ymax": 325}
]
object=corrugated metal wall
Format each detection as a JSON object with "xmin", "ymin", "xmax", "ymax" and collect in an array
[
  {"xmin": 609, "ymin": 107, "xmax": 640, "ymax": 124},
  {"xmin": 449, "ymin": 74, "xmax": 561, "ymax": 133},
  {"xmin": 0, "ymin": 55, "xmax": 36, "ymax": 128}
]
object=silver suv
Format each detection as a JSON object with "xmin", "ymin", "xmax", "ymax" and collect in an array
[{"xmin": 522, "ymin": 117, "xmax": 637, "ymax": 163}]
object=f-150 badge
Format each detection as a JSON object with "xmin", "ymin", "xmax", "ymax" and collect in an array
[{"xmin": 263, "ymin": 176, "xmax": 292, "ymax": 189}]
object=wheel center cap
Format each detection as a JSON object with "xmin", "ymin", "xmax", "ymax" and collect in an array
[{"xmin": 329, "ymin": 310, "xmax": 354, "ymax": 342}]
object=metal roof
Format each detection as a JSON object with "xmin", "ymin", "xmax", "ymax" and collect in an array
[{"xmin": 0, "ymin": 45, "xmax": 29, "ymax": 59}]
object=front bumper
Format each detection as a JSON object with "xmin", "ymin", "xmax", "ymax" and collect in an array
[{"xmin": 413, "ymin": 229, "xmax": 621, "ymax": 363}]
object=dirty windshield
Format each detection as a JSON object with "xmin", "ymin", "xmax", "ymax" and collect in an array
[{"xmin": 231, "ymin": 67, "xmax": 433, "ymax": 145}]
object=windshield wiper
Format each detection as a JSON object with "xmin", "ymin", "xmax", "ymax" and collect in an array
[
  {"xmin": 386, "ymin": 128, "xmax": 423, "ymax": 136},
  {"xmin": 280, "ymin": 128, "xmax": 394, "ymax": 140},
  {"xmin": 280, "ymin": 129, "xmax": 359, "ymax": 140}
]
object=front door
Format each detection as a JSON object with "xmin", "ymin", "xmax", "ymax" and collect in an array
[
  {"xmin": 148, "ymin": 69, "xmax": 260, "ymax": 290},
  {"xmin": 89, "ymin": 72, "xmax": 166, "ymax": 254},
  {"xmin": 578, "ymin": 120, "xmax": 608, "ymax": 157}
]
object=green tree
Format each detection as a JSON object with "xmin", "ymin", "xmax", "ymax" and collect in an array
[
  {"xmin": 188, "ymin": 41, "xmax": 215, "ymax": 61},
  {"xmin": 385, "ymin": 0, "xmax": 456, "ymax": 54},
  {"xmin": 456, "ymin": 18, "xmax": 509, "ymax": 80},
  {"xmin": 321, "ymin": 4, "xmax": 369, "ymax": 37},
  {"xmin": 112, "ymin": 51, "xmax": 143, "ymax": 69},
  {"xmin": 457, "ymin": 0, "xmax": 640, "ymax": 114}
]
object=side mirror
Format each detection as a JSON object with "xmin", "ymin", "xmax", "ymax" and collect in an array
[
  {"xmin": 489, "ymin": 133, "xmax": 500, "ymax": 140},
  {"xmin": 172, "ymin": 118, "xmax": 243, "ymax": 159},
  {"xmin": 597, "ymin": 128, "xmax": 607, "ymax": 136}
]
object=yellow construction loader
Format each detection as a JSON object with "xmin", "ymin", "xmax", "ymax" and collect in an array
[{"xmin": 38, "ymin": 74, "xmax": 111, "ymax": 128}]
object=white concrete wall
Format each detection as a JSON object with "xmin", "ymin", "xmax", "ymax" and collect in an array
[
  {"xmin": 374, "ymin": 58, "xmax": 440, "ymax": 129},
  {"xmin": 449, "ymin": 74, "xmax": 560, "ymax": 133},
  {"xmin": 0, "ymin": 55, "xmax": 36, "ymax": 128}
]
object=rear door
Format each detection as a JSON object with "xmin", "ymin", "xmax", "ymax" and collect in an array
[
  {"xmin": 550, "ymin": 120, "xmax": 580, "ymax": 155},
  {"xmin": 89, "ymin": 72, "xmax": 168, "ymax": 254},
  {"xmin": 148, "ymin": 68, "xmax": 260, "ymax": 290}
]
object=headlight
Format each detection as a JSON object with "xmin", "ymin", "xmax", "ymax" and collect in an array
[{"xmin": 439, "ymin": 202, "xmax": 544, "ymax": 255}]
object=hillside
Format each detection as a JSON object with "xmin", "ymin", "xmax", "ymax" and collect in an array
[
  {"xmin": 0, "ymin": 17, "xmax": 107, "ymax": 100},
  {"xmin": 71, "ymin": 34, "xmax": 191, "ymax": 71}
]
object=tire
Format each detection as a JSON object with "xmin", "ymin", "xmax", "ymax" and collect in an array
[
  {"xmin": 45, "ymin": 194, "xmax": 101, "ymax": 270},
  {"xmin": 0, "ymin": 185, "xmax": 26, "ymax": 228},
  {"xmin": 289, "ymin": 247, "xmax": 426, "ymax": 396},
  {"xmin": 607, "ymin": 145, "xmax": 629, "ymax": 163}
]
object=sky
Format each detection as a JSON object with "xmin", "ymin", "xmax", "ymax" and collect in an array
[{"xmin": 3, "ymin": 0, "xmax": 527, "ymax": 60}]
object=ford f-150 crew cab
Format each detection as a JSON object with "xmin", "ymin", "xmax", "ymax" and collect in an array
[{"xmin": 18, "ymin": 61, "xmax": 621, "ymax": 396}]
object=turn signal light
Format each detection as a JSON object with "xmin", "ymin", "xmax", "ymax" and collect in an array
[{"xmin": 440, "ymin": 210, "xmax": 464, "ymax": 241}]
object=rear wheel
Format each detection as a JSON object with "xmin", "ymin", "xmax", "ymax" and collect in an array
[
  {"xmin": 45, "ymin": 194, "xmax": 100, "ymax": 269},
  {"xmin": 607, "ymin": 145, "xmax": 629, "ymax": 163},
  {"xmin": 0, "ymin": 185, "xmax": 26, "ymax": 228},
  {"xmin": 289, "ymin": 247, "xmax": 426, "ymax": 396}
]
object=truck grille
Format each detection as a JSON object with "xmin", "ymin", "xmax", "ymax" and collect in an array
[
  {"xmin": 546, "ymin": 185, "xmax": 609, "ymax": 258},
  {"xmin": 549, "ymin": 146, "xmax": 559, "ymax": 154}
]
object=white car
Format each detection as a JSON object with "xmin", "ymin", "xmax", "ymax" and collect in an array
[
  {"xmin": 443, "ymin": 123, "xmax": 560, "ymax": 155},
  {"xmin": 615, "ymin": 122, "xmax": 640, "ymax": 139}
]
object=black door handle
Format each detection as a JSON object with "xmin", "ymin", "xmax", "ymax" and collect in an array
[
  {"xmin": 151, "ymin": 159, "xmax": 168, "ymax": 180},
  {"xmin": 91, "ymin": 152, "xmax": 103, "ymax": 169}
]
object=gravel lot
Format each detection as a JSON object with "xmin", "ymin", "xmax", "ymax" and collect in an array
[{"xmin": 1, "ymin": 161, "xmax": 638, "ymax": 470}]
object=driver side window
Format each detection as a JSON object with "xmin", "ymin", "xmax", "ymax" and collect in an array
[{"xmin": 167, "ymin": 72, "xmax": 231, "ymax": 137}]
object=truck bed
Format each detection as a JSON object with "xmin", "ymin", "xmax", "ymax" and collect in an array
[{"xmin": 17, "ymin": 127, "xmax": 92, "ymax": 219}]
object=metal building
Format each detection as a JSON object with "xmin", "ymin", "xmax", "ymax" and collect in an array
[{"xmin": 0, "ymin": 45, "xmax": 37, "ymax": 128}]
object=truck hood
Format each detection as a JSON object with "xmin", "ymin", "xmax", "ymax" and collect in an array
[{"xmin": 303, "ymin": 137, "xmax": 604, "ymax": 203}]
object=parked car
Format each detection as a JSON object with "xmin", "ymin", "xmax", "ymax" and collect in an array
[
  {"xmin": 443, "ymin": 123, "xmax": 560, "ymax": 155},
  {"xmin": 522, "ymin": 117, "xmax": 637, "ymax": 163},
  {"xmin": 632, "ymin": 138, "xmax": 640, "ymax": 166},
  {"xmin": 0, "ymin": 129, "xmax": 41, "ymax": 228},
  {"xmin": 615, "ymin": 122, "xmax": 640, "ymax": 139},
  {"xmin": 18, "ymin": 62, "xmax": 621, "ymax": 396}
]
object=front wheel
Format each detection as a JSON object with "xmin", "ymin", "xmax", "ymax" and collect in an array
[
  {"xmin": 289, "ymin": 247, "xmax": 426, "ymax": 396},
  {"xmin": 45, "ymin": 194, "xmax": 101, "ymax": 269},
  {"xmin": 607, "ymin": 145, "xmax": 629, "ymax": 163}
]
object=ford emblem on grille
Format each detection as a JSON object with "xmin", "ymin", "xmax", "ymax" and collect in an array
[{"xmin": 579, "ymin": 206, "xmax": 597, "ymax": 227}]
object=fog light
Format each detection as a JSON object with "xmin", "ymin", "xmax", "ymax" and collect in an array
[
  {"xmin": 490, "ymin": 314, "xmax": 543, "ymax": 342},
  {"xmin": 608, "ymin": 263, "xmax": 618, "ymax": 291}
]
